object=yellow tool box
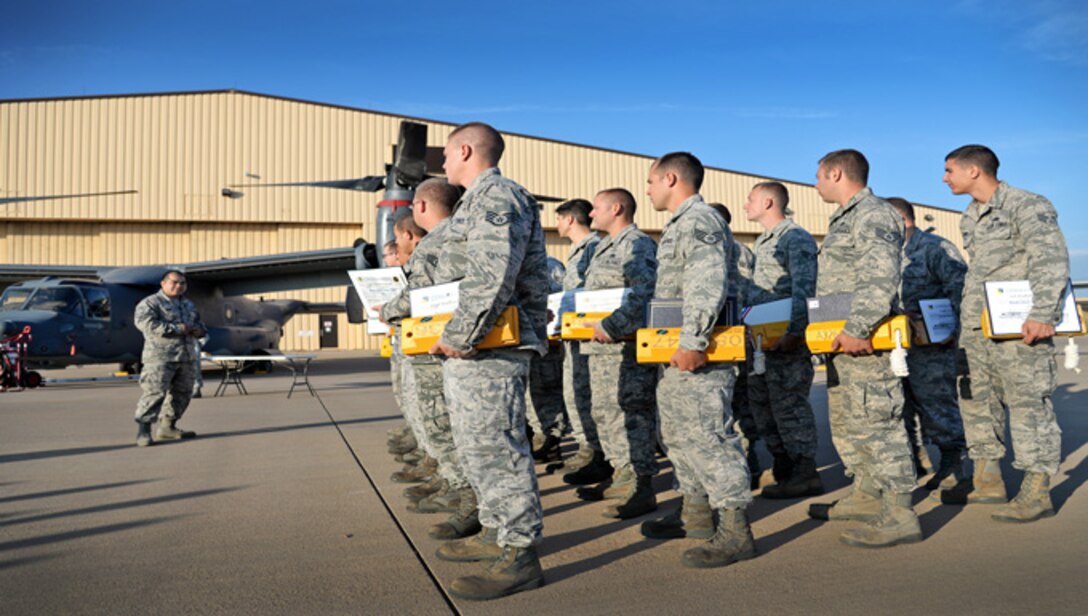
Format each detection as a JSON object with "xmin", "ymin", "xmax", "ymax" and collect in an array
[
  {"xmin": 400, "ymin": 306, "xmax": 520, "ymax": 355},
  {"xmin": 805, "ymin": 315, "xmax": 911, "ymax": 354},
  {"xmin": 559, "ymin": 312, "xmax": 635, "ymax": 340},
  {"xmin": 747, "ymin": 321, "xmax": 790, "ymax": 350},
  {"xmin": 636, "ymin": 325, "xmax": 747, "ymax": 363}
]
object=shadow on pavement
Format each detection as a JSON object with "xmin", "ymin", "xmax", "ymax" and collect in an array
[
  {"xmin": 2, "ymin": 486, "xmax": 245, "ymax": 527},
  {"xmin": 0, "ymin": 515, "xmax": 189, "ymax": 552},
  {"xmin": 1, "ymin": 415, "xmax": 403, "ymax": 465},
  {"xmin": 545, "ymin": 538, "xmax": 661, "ymax": 585},
  {"xmin": 0, "ymin": 480, "xmax": 160, "ymax": 504}
]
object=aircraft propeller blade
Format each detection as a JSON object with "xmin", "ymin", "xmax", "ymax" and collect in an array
[
  {"xmin": 229, "ymin": 176, "xmax": 386, "ymax": 192},
  {"xmin": 393, "ymin": 121, "xmax": 428, "ymax": 188},
  {"xmin": 0, "ymin": 189, "xmax": 138, "ymax": 205}
]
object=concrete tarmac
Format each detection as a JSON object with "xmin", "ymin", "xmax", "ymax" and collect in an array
[{"xmin": 1, "ymin": 351, "xmax": 1086, "ymax": 615}]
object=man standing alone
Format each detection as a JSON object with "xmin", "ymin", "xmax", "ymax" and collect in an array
[{"xmin": 133, "ymin": 270, "xmax": 206, "ymax": 447}]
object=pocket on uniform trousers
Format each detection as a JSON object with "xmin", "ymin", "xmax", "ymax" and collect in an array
[{"xmin": 861, "ymin": 381, "xmax": 900, "ymax": 424}]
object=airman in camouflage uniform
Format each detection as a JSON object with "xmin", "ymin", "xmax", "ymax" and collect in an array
[
  {"xmin": 942, "ymin": 145, "xmax": 1068, "ymax": 523},
  {"xmin": 638, "ymin": 153, "xmax": 756, "ymax": 570},
  {"xmin": 578, "ymin": 187, "xmax": 659, "ymax": 518},
  {"xmin": 554, "ymin": 199, "xmax": 606, "ymax": 481},
  {"xmin": 428, "ymin": 123, "xmax": 546, "ymax": 601},
  {"xmin": 887, "ymin": 197, "xmax": 970, "ymax": 492},
  {"xmin": 807, "ymin": 149, "xmax": 922, "ymax": 549},
  {"xmin": 708, "ymin": 203, "xmax": 761, "ymax": 485},
  {"xmin": 740, "ymin": 182, "xmax": 823, "ymax": 499},
  {"xmin": 525, "ymin": 256, "xmax": 568, "ymax": 461},
  {"xmin": 133, "ymin": 270, "xmax": 206, "ymax": 446},
  {"xmin": 381, "ymin": 182, "xmax": 478, "ymax": 534}
]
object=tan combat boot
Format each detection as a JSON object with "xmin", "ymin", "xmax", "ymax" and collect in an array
[
  {"xmin": 966, "ymin": 458, "xmax": 1007, "ymax": 504},
  {"xmin": 992, "ymin": 472, "xmax": 1055, "ymax": 523},
  {"xmin": 640, "ymin": 493, "xmax": 714, "ymax": 539},
  {"xmin": 576, "ymin": 467, "xmax": 634, "ymax": 502},
  {"xmin": 839, "ymin": 492, "xmax": 923, "ymax": 548},
  {"xmin": 436, "ymin": 526, "xmax": 503, "ymax": 562},
  {"xmin": 761, "ymin": 456, "xmax": 825, "ymax": 499},
  {"xmin": 448, "ymin": 545, "xmax": 545, "ymax": 601},
  {"xmin": 156, "ymin": 417, "xmax": 195, "ymax": 440},
  {"xmin": 681, "ymin": 508, "xmax": 757, "ymax": 568},
  {"xmin": 391, "ymin": 455, "xmax": 438, "ymax": 483},
  {"xmin": 602, "ymin": 475, "xmax": 657, "ymax": 519},
  {"xmin": 404, "ymin": 476, "xmax": 445, "ymax": 502},
  {"xmin": 407, "ymin": 481, "xmax": 460, "ymax": 514},
  {"xmin": 808, "ymin": 476, "xmax": 881, "ymax": 521},
  {"xmin": 563, "ymin": 446, "xmax": 595, "ymax": 473},
  {"xmin": 429, "ymin": 487, "xmax": 482, "ymax": 540}
]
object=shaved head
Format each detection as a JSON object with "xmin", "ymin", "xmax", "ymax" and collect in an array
[
  {"xmin": 414, "ymin": 178, "xmax": 460, "ymax": 213},
  {"xmin": 448, "ymin": 122, "xmax": 505, "ymax": 166},
  {"xmin": 753, "ymin": 181, "xmax": 790, "ymax": 212}
]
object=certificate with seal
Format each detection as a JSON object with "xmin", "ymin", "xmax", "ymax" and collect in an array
[
  {"xmin": 348, "ymin": 268, "xmax": 407, "ymax": 335},
  {"xmin": 982, "ymin": 279, "xmax": 1082, "ymax": 338}
]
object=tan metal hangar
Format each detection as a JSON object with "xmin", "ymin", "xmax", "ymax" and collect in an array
[{"xmin": 1, "ymin": 89, "xmax": 963, "ymax": 352}]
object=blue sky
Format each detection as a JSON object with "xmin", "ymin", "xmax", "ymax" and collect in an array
[{"xmin": 3, "ymin": 0, "xmax": 1086, "ymax": 278}]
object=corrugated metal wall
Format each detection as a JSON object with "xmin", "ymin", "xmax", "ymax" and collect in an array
[{"xmin": 2, "ymin": 90, "xmax": 966, "ymax": 352}]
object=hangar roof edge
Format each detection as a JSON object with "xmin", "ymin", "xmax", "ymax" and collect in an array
[{"xmin": 0, "ymin": 88, "xmax": 960, "ymax": 214}]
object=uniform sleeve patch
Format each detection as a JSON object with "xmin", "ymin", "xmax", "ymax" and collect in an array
[
  {"xmin": 693, "ymin": 228, "xmax": 722, "ymax": 244},
  {"xmin": 485, "ymin": 211, "xmax": 514, "ymax": 226},
  {"xmin": 875, "ymin": 228, "xmax": 899, "ymax": 244},
  {"xmin": 1038, "ymin": 213, "xmax": 1057, "ymax": 225}
]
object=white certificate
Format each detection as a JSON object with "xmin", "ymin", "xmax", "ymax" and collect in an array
[
  {"xmin": 548, "ymin": 289, "xmax": 580, "ymax": 337},
  {"xmin": 919, "ymin": 298, "xmax": 957, "ymax": 343},
  {"xmin": 574, "ymin": 287, "xmax": 631, "ymax": 313},
  {"xmin": 742, "ymin": 298, "xmax": 791, "ymax": 325},
  {"xmin": 348, "ymin": 268, "xmax": 407, "ymax": 335},
  {"xmin": 410, "ymin": 281, "xmax": 461, "ymax": 318},
  {"xmin": 983, "ymin": 279, "xmax": 1082, "ymax": 336}
]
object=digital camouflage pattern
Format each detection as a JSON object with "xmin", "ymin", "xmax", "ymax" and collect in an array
[
  {"xmin": 729, "ymin": 240, "xmax": 755, "ymax": 446},
  {"xmin": 435, "ymin": 167, "xmax": 546, "ymax": 548},
  {"xmin": 434, "ymin": 167, "xmax": 549, "ymax": 355},
  {"xmin": 816, "ymin": 187, "xmax": 905, "ymax": 338},
  {"xmin": 748, "ymin": 349, "xmax": 817, "ymax": 459},
  {"xmin": 655, "ymin": 195, "xmax": 733, "ymax": 351},
  {"xmin": 581, "ymin": 223, "xmax": 658, "ymax": 476},
  {"xmin": 526, "ymin": 343, "xmax": 567, "ymax": 438},
  {"xmin": 746, "ymin": 218, "xmax": 819, "ymax": 459},
  {"xmin": 444, "ymin": 349, "xmax": 542, "ymax": 548},
  {"xmin": 134, "ymin": 290, "xmax": 205, "ymax": 424},
  {"xmin": 748, "ymin": 219, "xmax": 818, "ymax": 336},
  {"xmin": 958, "ymin": 182, "xmax": 1068, "ymax": 475},
  {"xmin": 730, "ymin": 239, "xmax": 754, "ymax": 307},
  {"xmin": 416, "ymin": 361, "xmax": 469, "ymax": 490},
  {"xmin": 527, "ymin": 257, "xmax": 568, "ymax": 439},
  {"xmin": 655, "ymin": 194, "xmax": 751, "ymax": 510},
  {"xmin": 383, "ymin": 220, "xmax": 465, "ymax": 478},
  {"xmin": 900, "ymin": 229, "xmax": 968, "ymax": 453},
  {"xmin": 562, "ymin": 233, "xmax": 601, "ymax": 451},
  {"xmin": 818, "ymin": 187, "xmax": 915, "ymax": 496}
]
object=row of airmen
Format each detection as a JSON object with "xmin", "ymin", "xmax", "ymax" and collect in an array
[{"xmin": 376, "ymin": 126, "xmax": 1070, "ymax": 601}]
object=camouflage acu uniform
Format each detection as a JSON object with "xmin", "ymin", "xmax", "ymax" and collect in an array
[
  {"xmin": 381, "ymin": 219, "xmax": 468, "ymax": 490},
  {"xmin": 900, "ymin": 229, "xmax": 968, "ymax": 453},
  {"xmin": 134, "ymin": 290, "xmax": 205, "ymax": 425},
  {"xmin": 730, "ymin": 240, "xmax": 757, "ymax": 444},
  {"xmin": 435, "ymin": 167, "xmax": 548, "ymax": 548},
  {"xmin": 655, "ymin": 194, "xmax": 751, "ymax": 510},
  {"xmin": 582, "ymin": 223, "xmax": 659, "ymax": 477},
  {"xmin": 818, "ymin": 187, "xmax": 915, "ymax": 496},
  {"xmin": 959, "ymin": 182, "xmax": 1068, "ymax": 475},
  {"xmin": 526, "ymin": 257, "xmax": 568, "ymax": 440},
  {"xmin": 746, "ymin": 219, "xmax": 819, "ymax": 460},
  {"xmin": 562, "ymin": 233, "xmax": 602, "ymax": 453}
]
